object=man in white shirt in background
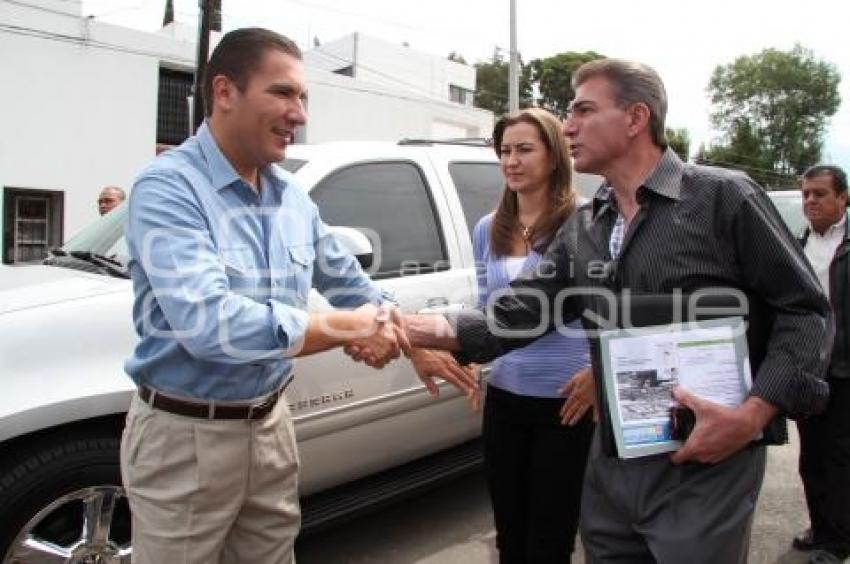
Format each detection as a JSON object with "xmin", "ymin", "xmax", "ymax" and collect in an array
[{"xmin": 795, "ymin": 164, "xmax": 850, "ymax": 564}]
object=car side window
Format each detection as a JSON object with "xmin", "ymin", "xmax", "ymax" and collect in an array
[
  {"xmin": 311, "ymin": 161, "xmax": 448, "ymax": 280},
  {"xmin": 448, "ymin": 162, "xmax": 503, "ymax": 236}
]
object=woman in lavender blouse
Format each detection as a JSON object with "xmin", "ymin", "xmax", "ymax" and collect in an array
[{"xmin": 476, "ymin": 108, "xmax": 595, "ymax": 563}]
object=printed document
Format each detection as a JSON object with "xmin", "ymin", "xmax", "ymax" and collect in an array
[{"xmin": 599, "ymin": 317, "xmax": 751, "ymax": 458}]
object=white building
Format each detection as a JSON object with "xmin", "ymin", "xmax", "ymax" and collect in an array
[
  {"xmin": 306, "ymin": 33, "xmax": 476, "ymax": 111},
  {"xmin": 0, "ymin": 0, "xmax": 492, "ymax": 264}
]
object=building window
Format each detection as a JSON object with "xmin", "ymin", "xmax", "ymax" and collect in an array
[
  {"xmin": 449, "ymin": 84, "xmax": 473, "ymax": 106},
  {"xmin": 3, "ymin": 188, "xmax": 64, "ymax": 264},
  {"xmin": 157, "ymin": 68, "xmax": 193, "ymax": 145}
]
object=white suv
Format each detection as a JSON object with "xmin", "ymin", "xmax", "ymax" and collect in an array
[{"xmin": 0, "ymin": 138, "xmax": 603, "ymax": 562}]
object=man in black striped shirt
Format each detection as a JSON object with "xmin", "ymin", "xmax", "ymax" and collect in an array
[{"xmin": 398, "ymin": 59, "xmax": 831, "ymax": 563}]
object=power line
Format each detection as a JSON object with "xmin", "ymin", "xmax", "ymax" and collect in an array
[
  {"xmin": 5, "ymin": 0, "xmax": 524, "ymax": 112},
  {"xmin": 0, "ymin": 22, "xmax": 194, "ymax": 62},
  {"xmin": 2, "ymin": 0, "xmax": 80, "ymax": 18},
  {"xmin": 697, "ymin": 158, "xmax": 798, "ymax": 180}
]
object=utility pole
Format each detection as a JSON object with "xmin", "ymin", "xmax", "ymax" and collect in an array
[
  {"xmin": 508, "ymin": 0, "xmax": 518, "ymax": 113},
  {"xmin": 192, "ymin": 0, "xmax": 215, "ymax": 133}
]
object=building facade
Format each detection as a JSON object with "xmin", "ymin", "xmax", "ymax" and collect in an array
[{"xmin": 0, "ymin": 0, "xmax": 492, "ymax": 264}]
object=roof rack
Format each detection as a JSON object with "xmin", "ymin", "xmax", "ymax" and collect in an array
[{"xmin": 397, "ymin": 137, "xmax": 492, "ymax": 147}]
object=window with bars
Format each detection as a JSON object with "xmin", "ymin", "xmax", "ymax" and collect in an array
[
  {"xmin": 449, "ymin": 84, "xmax": 473, "ymax": 106},
  {"xmin": 3, "ymin": 188, "xmax": 64, "ymax": 264},
  {"xmin": 157, "ymin": 68, "xmax": 194, "ymax": 146}
]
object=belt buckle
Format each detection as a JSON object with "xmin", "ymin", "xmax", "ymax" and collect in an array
[{"xmin": 247, "ymin": 393, "xmax": 272, "ymax": 420}]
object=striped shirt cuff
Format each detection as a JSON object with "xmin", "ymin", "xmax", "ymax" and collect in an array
[
  {"xmin": 750, "ymin": 366, "xmax": 829, "ymax": 418},
  {"xmin": 445, "ymin": 310, "xmax": 505, "ymax": 365}
]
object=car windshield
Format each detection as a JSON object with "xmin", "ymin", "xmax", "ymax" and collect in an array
[
  {"xmin": 62, "ymin": 203, "xmax": 129, "ymax": 259},
  {"xmin": 281, "ymin": 157, "xmax": 307, "ymax": 173},
  {"xmin": 47, "ymin": 157, "xmax": 309, "ymax": 278}
]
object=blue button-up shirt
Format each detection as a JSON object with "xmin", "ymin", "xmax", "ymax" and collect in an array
[{"xmin": 125, "ymin": 123, "xmax": 385, "ymax": 401}]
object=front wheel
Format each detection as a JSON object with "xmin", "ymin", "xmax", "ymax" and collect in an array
[{"xmin": 0, "ymin": 430, "xmax": 131, "ymax": 563}]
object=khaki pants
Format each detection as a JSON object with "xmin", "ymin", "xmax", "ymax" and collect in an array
[{"xmin": 121, "ymin": 392, "xmax": 300, "ymax": 564}]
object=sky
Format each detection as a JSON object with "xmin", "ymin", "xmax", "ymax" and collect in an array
[{"xmin": 82, "ymin": 0, "xmax": 850, "ymax": 168}]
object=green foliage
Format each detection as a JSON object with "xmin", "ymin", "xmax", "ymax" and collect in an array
[
  {"xmin": 528, "ymin": 51, "xmax": 605, "ymax": 115},
  {"xmin": 472, "ymin": 50, "xmax": 604, "ymax": 118},
  {"xmin": 666, "ymin": 127, "xmax": 691, "ymax": 161},
  {"xmin": 706, "ymin": 44, "xmax": 841, "ymax": 186},
  {"xmin": 473, "ymin": 51, "xmax": 533, "ymax": 117}
]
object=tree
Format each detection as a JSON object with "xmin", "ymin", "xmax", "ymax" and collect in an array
[
  {"xmin": 528, "ymin": 51, "xmax": 605, "ymax": 115},
  {"xmin": 473, "ymin": 50, "xmax": 533, "ymax": 116},
  {"xmin": 665, "ymin": 127, "xmax": 691, "ymax": 161},
  {"xmin": 705, "ymin": 44, "xmax": 841, "ymax": 186}
]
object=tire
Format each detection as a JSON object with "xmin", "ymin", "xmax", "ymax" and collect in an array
[{"xmin": 0, "ymin": 429, "xmax": 131, "ymax": 563}]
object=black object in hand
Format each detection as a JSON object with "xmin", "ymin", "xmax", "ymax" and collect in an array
[{"xmin": 670, "ymin": 406, "xmax": 696, "ymax": 441}]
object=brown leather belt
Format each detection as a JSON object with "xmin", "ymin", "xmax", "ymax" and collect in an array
[{"xmin": 138, "ymin": 382, "xmax": 289, "ymax": 420}]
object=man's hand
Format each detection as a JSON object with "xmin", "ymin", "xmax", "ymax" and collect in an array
[
  {"xmin": 670, "ymin": 387, "xmax": 778, "ymax": 465},
  {"xmin": 409, "ymin": 348, "xmax": 480, "ymax": 410},
  {"xmin": 558, "ymin": 367, "xmax": 597, "ymax": 425},
  {"xmin": 344, "ymin": 304, "xmax": 411, "ymax": 369}
]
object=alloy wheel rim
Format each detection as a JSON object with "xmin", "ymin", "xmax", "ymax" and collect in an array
[{"xmin": 3, "ymin": 486, "xmax": 131, "ymax": 564}]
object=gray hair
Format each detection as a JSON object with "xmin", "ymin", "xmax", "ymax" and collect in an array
[
  {"xmin": 572, "ymin": 58, "xmax": 668, "ymax": 148},
  {"xmin": 100, "ymin": 186, "xmax": 126, "ymax": 200}
]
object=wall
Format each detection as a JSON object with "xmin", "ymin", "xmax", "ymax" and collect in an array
[
  {"xmin": 305, "ymin": 69, "xmax": 492, "ymax": 143},
  {"xmin": 0, "ymin": 0, "xmax": 192, "ymax": 239},
  {"xmin": 306, "ymin": 34, "xmax": 476, "ymax": 102},
  {"xmin": 1, "ymin": 2, "xmax": 491, "ymax": 250}
]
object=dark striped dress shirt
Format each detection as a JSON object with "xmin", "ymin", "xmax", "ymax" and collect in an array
[{"xmin": 449, "ymin": 149, "xmax": 832, "ymax": 456}]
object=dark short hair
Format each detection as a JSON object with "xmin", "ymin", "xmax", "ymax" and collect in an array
[
  {"xmin": 572, "ymin": 58, "xmax": 668, "ymax": 149},
  {"xmin": 202, "ymin": 28, "xmax": 302, "ymax": 117},
  {"xmin": 803, "ymin": 164, "xmax": 848, "ymax": 195}
]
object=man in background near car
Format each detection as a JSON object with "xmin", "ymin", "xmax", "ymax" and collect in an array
[
  {"xmin": 122, "ymin": 27, "xmax": 411, "ymax": 564},
  {"xmin": 97, "ymin": 185, "xmax": 125, "ymax": 215},
  {"xmin": 795, "ymin": 164, "xmax": 850, "ymax": 564}
]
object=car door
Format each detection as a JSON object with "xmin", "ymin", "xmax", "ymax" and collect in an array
[{"xmin": 290, "ymin": 155, "xmax": 482, "ymax": 495}]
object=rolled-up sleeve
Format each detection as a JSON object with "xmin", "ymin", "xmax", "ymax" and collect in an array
[
  {"xmin": 310, "ymin": 213, "xmax": 388, "ymax": 308},
  {"xmin": 733, "ymin": 188, "xmax": 832, "ymax": 416},
  {"xmin": 128, "ymin": 172, "xmax": 309, "ymax": 363}
]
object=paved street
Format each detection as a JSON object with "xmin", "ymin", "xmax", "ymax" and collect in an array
[{"xmin": 296, "ymin": 429, "xmax": 811, "ymax": 564}]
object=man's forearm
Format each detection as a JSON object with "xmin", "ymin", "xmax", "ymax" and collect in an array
[
  {"xmin": 296, "ymin": 310, "xmax": 373, "ymax": 357},
  {"xmin": 404, "ymin": 314, "xmax": 461, "ymax": 351}
]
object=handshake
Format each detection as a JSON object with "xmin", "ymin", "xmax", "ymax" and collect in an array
[{"xmin": 341, "ymin": 303, "xmax": 480, "ymax": 408}]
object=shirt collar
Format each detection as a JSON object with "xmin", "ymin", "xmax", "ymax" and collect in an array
[
  {"xmin": 196, "ymin": 121, "xmax": 290, "ymax": 195},
  {"xmin": 592, "ymin": 148, "xmax": 685, "ymax": 216},
  {"xmin": 196, "ymin": 122, "xmax": 242, "ymax": 191},
  {"xmin": 807, "ymin": 213, "xmax": 847, "ymax": 238}
]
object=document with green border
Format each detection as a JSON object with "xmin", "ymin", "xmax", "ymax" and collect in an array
[{"xmin": 599, "ymin": 316, "xmax": 751, "ymax": 459}]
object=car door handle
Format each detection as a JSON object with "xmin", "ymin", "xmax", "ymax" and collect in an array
[
  {"xmin": 417, "ymin": 298, "xmax": 465, "ymax": 314},
  {"xmin": 425, "ymin": 297, "xmax": 449, "ymax": 308}
]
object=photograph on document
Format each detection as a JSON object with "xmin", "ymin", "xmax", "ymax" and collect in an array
[{"xmin": 600, "ymin": 317, "xmax": 750, "ymax": 458}]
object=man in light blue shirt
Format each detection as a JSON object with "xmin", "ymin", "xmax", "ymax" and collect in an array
[{"xmin": 122, "ymin": 28, "xmax": 405, "ymax": 564}]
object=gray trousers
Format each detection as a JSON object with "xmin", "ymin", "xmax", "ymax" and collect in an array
[{"xmin": 580, "ymin": 430, "xmax": 767, "ymax": 564}]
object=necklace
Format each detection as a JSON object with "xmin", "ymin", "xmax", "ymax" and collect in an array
[{"xmin": 518, "ymin": 222, "xmax": 533, "ymax": 242}]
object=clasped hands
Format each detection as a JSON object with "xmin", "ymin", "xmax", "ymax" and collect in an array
[{"xmin": 343, "ymin": 305, "xmax": 479, "ymax": 407}]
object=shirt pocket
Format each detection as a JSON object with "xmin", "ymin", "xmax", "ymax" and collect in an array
[
  {"xmin": 221, "ymin": 246, "xmax": 258, "ymax": 298},
  {"xmin": 286, "ymin": 244, "xmax": 316, "ymax": 304}
]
